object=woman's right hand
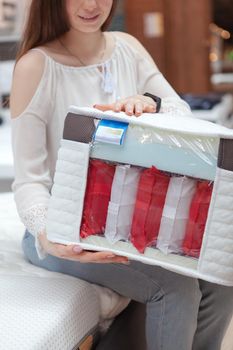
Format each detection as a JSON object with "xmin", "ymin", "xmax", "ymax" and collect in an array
[{"xmin": 38, "ymin": 232, "xmax": 129, "ymax": 264}]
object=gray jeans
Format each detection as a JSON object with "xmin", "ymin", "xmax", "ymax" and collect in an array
[{"xmin": 22, "ymin": 231, "xmax": 233, "ymax": 350}]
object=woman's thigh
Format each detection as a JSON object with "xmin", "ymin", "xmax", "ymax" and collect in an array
[
  {"xmin": 192, "ymin": 279, "xmax": 233, "ymax": 350},
  {"xmin": 22, "ymin": 231, "xmax": 200, "ymax": 305}
]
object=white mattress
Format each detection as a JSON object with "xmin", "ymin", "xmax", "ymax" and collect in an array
[
  {"xmin": 46, "ymin": 107, "xmax": 233, "ymax": 286},
  {"xmin": 0, "ymin": 192, "xmax": 129, "ymax": 350}
]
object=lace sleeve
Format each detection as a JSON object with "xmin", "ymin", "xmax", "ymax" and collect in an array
[
  {"xmin": 19, "ymin": 204, "xmax": 48, "ymax": 259},
  {"xmin": 11, "ymin": 100, "xmax": 53, "ymax": 260},
  {"xmin": 161, "ymin": 97, "xmax": 192, "ymax": 117}
]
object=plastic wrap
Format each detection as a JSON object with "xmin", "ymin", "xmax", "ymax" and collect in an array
[
  {"xmin": 130, "ymin": 167, "xmax": 170, "ymax": 253},
  {"xmin": 105, "ymin": 165, "xmax": 141, "ymax": 244},
  {"xmin": 78, "ymin": 116, "xmax": 215, "ymax": 258},
  {"xmin": 130, "ymin": 125, "xmax": 219, "ymax": 165},
  {"xmin": 156, "ymin": 176, "xmax": 196, "ymax": 255},
  {"xmin": 91, "ymin": 125, "xmax": 219, "ymax": 180},
  {"xmin": 182, "ymin": 181, "xmax": 213, "ymax": 258},
  {"xmin": 80, "ymin": 160, "xmax": 115, "ymax": 238},
  {"xmin": 79, "ymin": 158, "xmax": 212, "ymax": 259}
]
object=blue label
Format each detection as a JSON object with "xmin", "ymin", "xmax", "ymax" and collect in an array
[{"xmin": 94, "ymin": 119, "xmax": 129, "ymax": 145}]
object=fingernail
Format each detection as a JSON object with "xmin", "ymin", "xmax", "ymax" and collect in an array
[
  {"xmin": 126, "ymin": 105, "xmax": 133, "ymax": 113},
  {"xmin": 73, "ymin": 245, "xmax": 83, "ymax": 253},
  {"xmin": 107, "ymin": 254, "xmax": 116, "ymax": 258}
]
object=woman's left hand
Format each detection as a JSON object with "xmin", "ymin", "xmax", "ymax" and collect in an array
[{"xmin": 94, "ymin": 94, "xmax": 157, "ymax": 117}]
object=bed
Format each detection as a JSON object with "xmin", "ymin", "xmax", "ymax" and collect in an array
[{"xmin": 0, "ymin": 192, "xmax": 129, "ymax": 350}]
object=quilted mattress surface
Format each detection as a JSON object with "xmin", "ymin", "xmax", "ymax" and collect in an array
[{"xmin": 0, "ymin": 193, "xmax": 129, "ymax": 350}]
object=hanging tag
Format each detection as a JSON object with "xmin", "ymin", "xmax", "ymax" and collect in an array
[
  {"xmin": 94, "ymin": 119, "xmax": 129, "ymax": 145},
  {"xmin": 101, "ymin": 62, "xmax": 115, "ymax": 94}
]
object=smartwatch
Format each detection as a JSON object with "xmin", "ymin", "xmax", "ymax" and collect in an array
[{"xmin": 143, "ymin": 93, "xmax": 162, "ymax": 113}]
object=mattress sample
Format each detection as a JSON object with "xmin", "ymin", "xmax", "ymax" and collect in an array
[
  {"xmin": 0, "ymin": 193, "xmax": 129, "ymax": 350},
  {"xmin": 46, "ymin": 107, "xmax": 233, "ymax": 286}
]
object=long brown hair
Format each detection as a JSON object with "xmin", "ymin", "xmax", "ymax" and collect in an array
[{"xmin": 16, "ymin": 0, "xmax": 117, "ymax": 62}]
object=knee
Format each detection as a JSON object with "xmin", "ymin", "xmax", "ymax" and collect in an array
[
  {"xmin": 160, "ymin": 271, "xmax": 201, "ymax": 305},
  {"xmin": 149, "ymin": 270, "xmax": 201, "ymax": 314},
  {"xmin": 200, "ymin": 280, "xmax": 233, "ymax": 316}
]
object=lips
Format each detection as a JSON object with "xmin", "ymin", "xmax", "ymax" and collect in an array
[{"xmin": 78, "ymin": 14, "xmax": 100, "ymax": 21}]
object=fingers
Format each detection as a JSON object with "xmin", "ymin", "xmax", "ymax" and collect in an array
[
  {"xmin": 94, "ymin": 95, "xmax": 157, "ymax": 117},
  {"xmin": 114, "ymin": 101, "xmax": 124, "ymax": 112},
  {"xmin": 123, "ymin": 100, "xmax": 156, "ymax": 116},
  {"xmin": 144, "ymin": 104, "xmax": 157, "ymax": 114},
  {"xmin": 41, "ymin": 235, "xmax": 129, "ymax": 264},
  {"xmin": 76, "ymin": 250, "xmax": 129, "ymax": 264},
  {"xmin": 94, "ymin": 104, "xmax": 115, "ymax": 112},
  {"xmin": 94, "ymin": 102, "xmax": 125, "ymax": 113}
]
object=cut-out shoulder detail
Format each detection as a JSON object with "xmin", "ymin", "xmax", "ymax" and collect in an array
[
  {"xmin": 10, "ymin": 51, "xmax": 47, "ymax": 118},
  {"xmin": 14, "ymin": 50, "xmax": 46, "ymax": 76}
]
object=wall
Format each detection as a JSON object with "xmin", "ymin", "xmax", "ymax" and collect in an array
[{"xmin": 126, "ymin": 0, "xmax": 212, "ymax": 94}]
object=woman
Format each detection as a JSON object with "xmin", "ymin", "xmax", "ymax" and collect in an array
[{"xmin": 10, "ymin": 1, "xmax": 233, "ymax": 349}]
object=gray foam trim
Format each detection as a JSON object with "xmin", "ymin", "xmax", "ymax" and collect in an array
[
  {"xmin": 63, "ymin": 113, "xmax": 96, "ymax": 144},
  {"xmin": 218, "ymin": 138, "xmax": 233, "ymax": 171}
]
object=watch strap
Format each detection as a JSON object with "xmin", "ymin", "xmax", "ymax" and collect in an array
[{"xmin": 143, "ymin": 93, "xmax": 162, "ymax": 113}]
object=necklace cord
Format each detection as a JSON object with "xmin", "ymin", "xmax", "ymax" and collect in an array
[
  {"xmin": 58, "ymin": 35, "xmax": 106, "ymax": 67},
  {"xmin": 58, "ymin": 34, "xmax": 115, "ymax": 95}
]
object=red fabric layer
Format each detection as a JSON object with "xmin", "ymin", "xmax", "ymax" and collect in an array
[
  {"xmin": 80, "ymin": 160, "xmax": 115, "ymax": 238},
  {"xmin": 182, "ymin": 181, "xmax": 213, "ymax": 258},
  {"xmin": 131, "ymin": 167, "xmax": 170, "ymax": 253}
]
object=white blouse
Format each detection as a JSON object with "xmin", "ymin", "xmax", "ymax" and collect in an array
[{"xmin": 11, "ymin": 33, "xmax": 191, "ymax": 258}]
